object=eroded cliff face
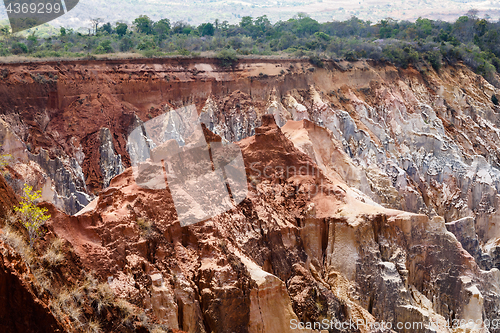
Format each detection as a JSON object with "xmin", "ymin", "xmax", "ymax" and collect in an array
[{"xmin": 1, "ymin": 58, "xmax": 500, "ymax": 332}]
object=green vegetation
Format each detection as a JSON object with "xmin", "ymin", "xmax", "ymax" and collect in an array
[
  {"xmin": 216, "ymin": 48, "xmax": 238, "ymax": 68},
  {"xmin": 1, "ymin": 12, "xmax": 500, "ymax": 84},
  {"xmin": 14, "ymin": 184, "xmax": 50, "ymax": 248}
]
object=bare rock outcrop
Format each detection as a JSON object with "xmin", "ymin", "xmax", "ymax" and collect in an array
[{"xmin": 2, "ymin": 58, "xmax": 500, "ymax": 331}]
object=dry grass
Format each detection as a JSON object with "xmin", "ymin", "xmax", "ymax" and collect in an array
[
  {"xmin": 150, "ymin": 328, "xmax": 170, "ymax": 333},
  {"xmin": 96, "ymin": 283, "xmax": 114, "ymax": 303},
  {"xmin": 114, "ymin": 298, "xmax": 136, "ymax": 327},
  {"xmin": 32, "ymin": 266, "xmax": 52, "ymax": 295},
  {"xmin": 0, "ymin": 224, "xmax": 33, "ymax": 264},
  {"xmin": 41, "ymin": 238, "xmax": 65, "ymax": 267},
  {"xmin": 67, "ymin": 303, "xmax": 83, "ymax": 327},
  {"xmin": 92, "ymin": 283, "xmax": 114, "ymax": 314},
  {"xmin": 82, "ymin": 270, "xmax": 99, "ymax": 290},
  {"xmin": 69, "ymin": 284, "xmax": 84, "ymax": 304},
  {"xmin": 115, "ymin": 298, "xmax": 135, "ymax": 315},
  {"xmin": 0, "ymin": 52, "xmax": 145, "ymax": 64},
  {"xmin": 0, "ymin": 220, "xmax": 159, "ymax": 331},
  {"xmin": 52, "ymin": 287, "xmax": 85, "ymax": 328},
  {"xmin": 85, "ymin": 320, "xmax": 102, "ymax": 333}
]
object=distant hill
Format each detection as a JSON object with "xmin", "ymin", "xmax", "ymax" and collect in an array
[{"xmin": 0, "ymin": 0, "xmax": 499, "ymax": 31}]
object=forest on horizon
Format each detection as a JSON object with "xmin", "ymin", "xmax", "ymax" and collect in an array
[{"xmin": 2, "ymin": 10, "xmax": 500, "ymax": 88}]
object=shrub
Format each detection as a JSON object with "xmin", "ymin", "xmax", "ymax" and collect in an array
[
  {"xmin": 492, "ymin": 94, "xmax": 499, "ymax": 106},
  {"xmin": 14, "ymin": 184, "xmax": 51, "ymax": 248},
  {"xmin": 381, "ymin": 44, "xmax": 418, "ymax": 68},
  {"xmin": 11, "ymin": 42, "xmax": 28, "ymax": 55},
  {"xmin": 115, "ymin": 298, "xmax": 136, "ymax": 326},
  {"xmin": 426, "ymin": 50, "xmax": 442, "ymax": 71},
  {"xmin": 94, "ymin": 283, "xmax": 114, "ymax": 313},
  {"xmin": 308, "ymin": 55, "xmax": 324, "ymax": 67},
  {"xmin": 216, "ymin": 48, "xmax": 238, "ymax": 68},
  {"xmin": 314, "ymin": 31, "xmax": 331, "ymax": 41},
  {"xmin": 119, "ymin": 36, "xmax": 133, "ymax": 51},
  {"xmin": 137, "ymin": 39, "xmax": 156, "ymax": 51},
  {"xmin": 177, "ymin": 48, "xmax": 190, "ymax": 56},
  {"xmin": 94, "ymin": 40, "xmax": 113, "ymax": 54},
  {"xmin": 344, "ymin": 50, "xmax": 358, "ymax": 61},
  {"xmin": 141, "ymin": 49, "xmax": 163, "ymax": 58}
]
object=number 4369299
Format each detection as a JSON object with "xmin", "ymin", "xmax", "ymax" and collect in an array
[{"xmin": 5, "ymin": 2, "xmax": 62, "ymax": 14}]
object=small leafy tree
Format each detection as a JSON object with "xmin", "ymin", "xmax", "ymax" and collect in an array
[
  {"xmin": 101, "ymin": 22, "xmax": 113, "ymax": 34},
  {"xmin": 198, "ymin": 23, "xmax": 214, "ymax": 36},
  {"xmin": 153, "ymin": 18, "xmax": 171, "ymax": 41},
  {"xmin": 14, "ymin": 184, "xmax": 50, "ymax": 248},
  {"xmin": 133, "ymin": 15, "xmax": 153, "ymax": 35},
  {"xmin": 115, "ymin": 23, "xmax": 128, "ymax": 37}
]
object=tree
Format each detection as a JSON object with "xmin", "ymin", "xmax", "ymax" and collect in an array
[
  {"xmin": 199, "ymin": 23, "xmax": 214, "ymax": 36},
  {"xmin": 240, "ymin": 16, "xmax": 253, "ymax": 29},
  {"xmin": 60, "ymin": 27, "xmax": 66, "ymax": 36},
  {"xmin": 27, "ymin": 33, "xmax": 37, "ymax": 45},
  {"xmin": 255, "ymin": 15, "xmax": 271, "ymax": 31},
  {"xmin": 134, "ymin": 15, "xmax": 153, "ymax": 34},
  {"xmin": 153, "ymin": 18, "xmax": 171, "ymax": 40},
  {"xmin": 101, "ymin": 22, "xmax": 113, "ymax": 34},
  {"xmin": 14, "ymin": 184, "xmax": 50, "ymax": 248},
  {"xmin": 137, "ymin": 38, "xmax": 156, "ymax": 50},
  {"xmin": 172, "ymin": 21, "xmax": 192, "ymax": 35},
  {"xmin": 379, "ymin": 20, "xmax": 393, "ymax": 38},
  {"xmin": 294, "ymin": 16, "xmax": 321, "ymax": 37},
  {"xmin": 415, "ymin": 17, "xmax": 433, "ymax": 39},
  {"xmin": 90, "ymin": 18, "xmax": 102, "ymax": 35},
  {"xmin": 466, "ymin": 9, "xmax": 479, "ymax": 19},
  {"xmin": 116, "ymin": 23, "xmax": 128, "ymax": 36}
]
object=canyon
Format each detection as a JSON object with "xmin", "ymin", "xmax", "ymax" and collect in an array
[{"xmin": 0, "ymin": 56, "xmax": 500, "ymax": 332}]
